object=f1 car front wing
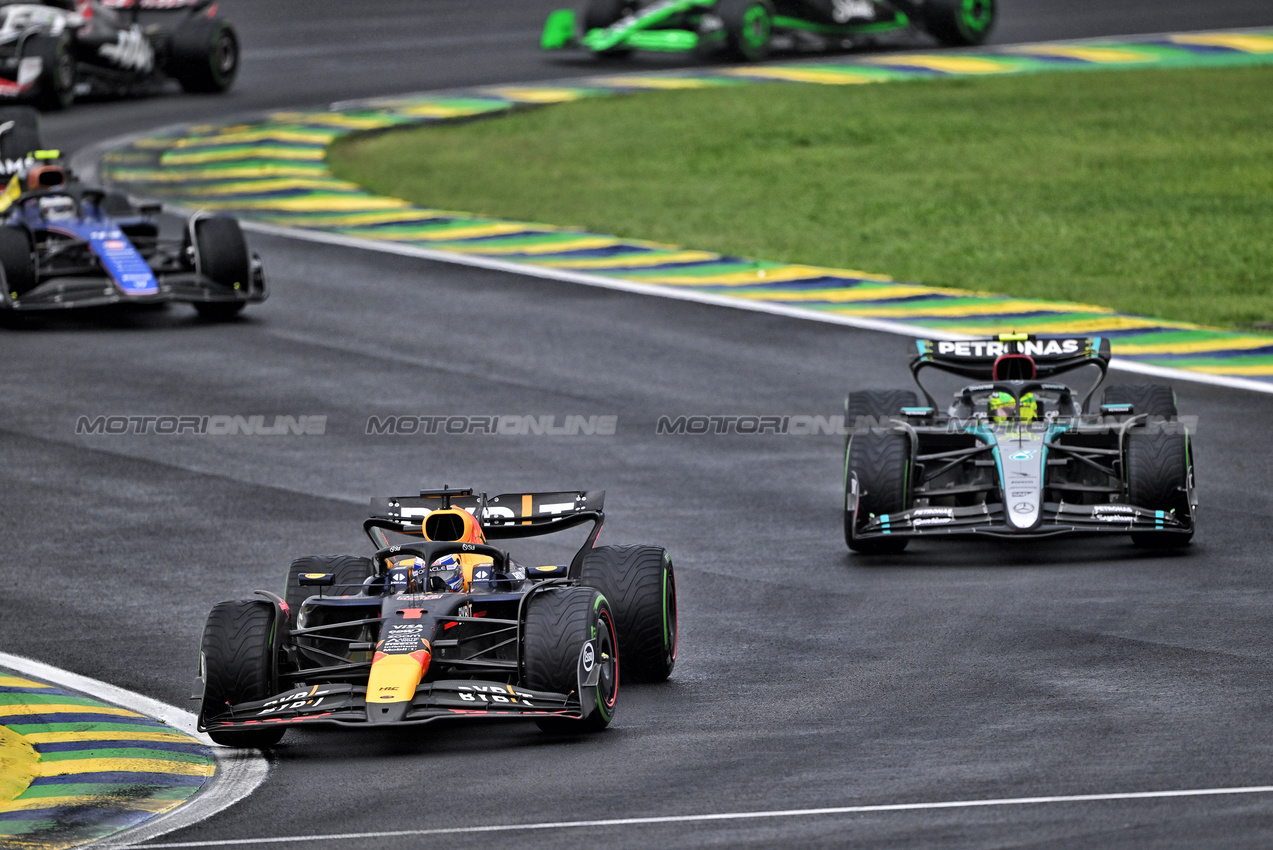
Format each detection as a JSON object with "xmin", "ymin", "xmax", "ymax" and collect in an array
[{"xmin": 851, "ymin": 500, "xmax": 1193, "ymax": 541}]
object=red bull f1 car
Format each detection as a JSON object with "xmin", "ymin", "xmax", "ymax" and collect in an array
[
  {"xmin": 542, "ymin": 0, "xmax": 995, "ymax": 62},
  {"xmin": 0, "ymin": 107, "xmax": 266, "ymax": 321},
  {"xmin": 0, "ymin": 0, "xmax": 238, "ymax": 110},
  {"xmin": 843, "ymin": 334, "xmax": 1197, "ymax": 554},
  {"xmin": 196, "ymin": 487, "xmax": 678, "ymax": 747}
]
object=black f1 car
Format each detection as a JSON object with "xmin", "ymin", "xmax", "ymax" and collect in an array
[
  {"xmin": 542, "ymin": 0, "xmax": 995, "ymax": 62},
  {"xmin": 0, "ymin": 0, "xmax": 238, "ymax": 110},
  {"xmin": 196, "ymin": 487, "xmax": 678, "ymax": 747},
  {"xmin": 843, "ymin": 334, "xmax": 1197, "ymax": 553},
  {"xmin": 0, "ymin": 108, "xmax": 266, "ymax": 321}
]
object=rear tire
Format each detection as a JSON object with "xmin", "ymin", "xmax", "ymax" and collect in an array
[
  {"xmin": 845, "ymin": 429, "xmax": 912, "ymax": 554},
  {"xmin": 523, "ymin": 587, "xmax": 617, "ymax": 733},
  {"xmin": 284, "ymin": 555, "xmax": 375, "ymax": 629},
  {"xmin": 0, "ymin": 227, "xmax": 36, "ymax": 298},
  {"xmin": 170, "ymin": 17, "xmax": 239, "ymax": 93},
  {"xmin": 199, "ymin": 600, "xmax": 286, "ymax": 747},
  {"xmin": 846, "ymin": 389, "xmax": 920, "ymax": 432},
  {"xmin": 579, "ymin": 545, "xmax": 676, "ymax": 683},
  {"xmin": 1126, "ymin": 427, "xmax": 1192, "ymax": 548},
  {"xmin": 1102, "ymin": 383, "xmax": 1178, "ymax": 420},
  {"xmin": 920, "ymin": 0, "xmax": 995, "ymax": 46},
  {"xmin": 28, "ymin": 34, "xmax": 75, "ymax": 111},
  {"xmin": 719, "ymin": 0, "xmax": 774, "ymax": 61}
]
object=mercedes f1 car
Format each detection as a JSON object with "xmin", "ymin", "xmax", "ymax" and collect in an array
[
  {"xmin": 0, "ymin": 0, "xmax": 238, "ymax": 110},
  {"xmin": 542, "ymin": 0, "xmax": 995, "ymax": 62},
  {"xmin": 843, "ymin": 334, "xmax": 1197, "ymax": 553},
  {"xmin": 0, "ymin": 108, "xmax": 266, "ymax": 320},
  {"xmin": 196, "ymin": 487, "xmax": 678, "ymax": 747}
]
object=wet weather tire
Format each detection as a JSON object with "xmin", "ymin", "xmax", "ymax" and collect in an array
[
  {"xmin": 921, "ymin": 0, "xmax": 995, "ymax": 47},
  {"xmin": 28, "ymin": 34, "xmax": 75, "ymax": 111},
  {"xmin": 719, "ymin": 0, "xmax": 773, "ymax": 61},
  {"xmin": 845, "ymin": 429, "xmax": 912, "ymax": 554},
  {"xmin": 199, "ymin": 600, "xmax": 286, "ymax": 747},
  {"xmin": 1102, "ymin": 383, "xmax": 1178, "ymax": 420},
  {"xmin": 0, "ymin": 227, "xmax": 36, "ymax": 298},
  {"xmin": 846, "ymin": 389, "xmax": 920, "ymax": 432},
  {"xmin": 190, "ymin": 215, "xmax": 250, "ymax": 320},
  {"xmin": 284, "ymin": 555, "xmax": 375, "ymax": 629},
  {"xmin": 580, "ymin": 545, "xmax": 676, "ymax": 683},
  {"xmin": 1126, "ymin": 428, "xmax": 1192, "ymax": 548},
  {"xmin": 170, "ymin": 17, "xmax": 239, "ymax": 93},
  {"xmin": 523, "ymin": 587, "xmax": 617, "ymax": 733}
]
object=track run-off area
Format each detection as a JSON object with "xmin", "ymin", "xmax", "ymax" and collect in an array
[{"xmin": 4, "ymin": 1, "xmax": 1273, "ymax": 848}]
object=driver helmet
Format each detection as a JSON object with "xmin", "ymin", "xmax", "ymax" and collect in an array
[
  {"xmin": 1017, "ymin": 392, "xmax": 1039, "ymax": 423},
  {"xmin": 429, "ymin": 553, "xmax": 465, "ymax": 593},
  {"xmin": 988, "ymin": 390, "xmax": 1017, "ymax": 423},
  {"xmin": 38, "ymin": 195, "xmax": 75, "ymax": 221}
]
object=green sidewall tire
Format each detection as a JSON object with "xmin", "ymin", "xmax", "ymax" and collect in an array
[
  {"xmin": 28, "ymin": 34, "xmax": 75, "ymax": 111},
  {"xmin": 1126, "ymin": 427, "xmax": 1193, "ymax": 548},
  {"xmin": 284, "ymin": 554, "xmax": 375, "ymax": 629},
  {"xmin": 0, "ymin": 227, "xmax": 36, "ymax": 298},
  {"xmin": 524, "ymin": 586, "xmax": 618, "ymax": 733},
  {"xmin": 199, "ymin": 599, "xmax": 286, "ymax": 748},
  {"xmin": 579, "ymin": 544, "xmax": 676, "ymax": 682},
  {"xmin": 845, "ymin": 429, "xmax": 911, "ymax": 554},
  {"xmin": 719, "ymin": 0, "xmax": 773, "ymax": 61},
  {"xmin": 921, "ymin": 0, "xmax": 995, "ymax": 47},
  {"xmin": 171, "ymin": 17, "xmax": 239, "ymax": 93}
]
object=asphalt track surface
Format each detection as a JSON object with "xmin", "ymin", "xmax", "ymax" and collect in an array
[{"xmin": 4, "ymin": 1, "xmax": 1273, "ymax": 847}]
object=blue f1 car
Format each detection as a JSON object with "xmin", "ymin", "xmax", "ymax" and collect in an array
[{"xmin": 0, "ymin": 108, "xmax": 265, "ymax": 321}]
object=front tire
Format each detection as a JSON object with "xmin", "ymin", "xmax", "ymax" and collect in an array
[
  {"xmin": 199, "ymin": 600, "xmax": 286, "ymax": 747},
  {"xmin": 579, "ymin": 545, "xmax": 676, "ymax": 683},
  {"xmin": 1126, "ymin": 427, "xmax": 1193, "ymax": 548},
  {"xmin": 845, "ymin": 429, "xmax": 912, "ymax": 554},
  {"xmin": 920, "ymin": 0, "xmax": 995, "ymax": 47},
  {"xmin": 0, "ymin": 227, "xmax": 37, "ymax": 299},
  {"xmin": 719, "ymin": 0, "xmax": 774, "ymax": 61},
  {"xmin": 189, "ymin": 214, "xmax": 251, "ymax": 320},
  {"xmin": 523, "ymin": 587, "xmax": 618, "ymax": 733}
]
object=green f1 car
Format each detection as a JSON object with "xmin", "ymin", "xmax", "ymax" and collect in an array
[{"xmin": 542, "ymin": 0, "xmax": 995, "ymax": 61}]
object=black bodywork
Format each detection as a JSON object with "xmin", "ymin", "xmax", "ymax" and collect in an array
[
  {"xmin": 0, "ymin": 0, "xmax": 238, "ymax": 109},
  {"xmin": 198, "ymin": 489, "xmax": 616, "ymax": 735},
  {"xmin": 844, "ymin": 335, "xmax": 1197, "ymax": 548}
]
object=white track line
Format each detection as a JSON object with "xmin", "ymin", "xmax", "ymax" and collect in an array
[
  {"xmin": 0, "ymin": 651, "xmax": 268, "ymax": 849},
  {"xmin": 101, "ymin": 784, "xmax": 1273, "ymax": 848},
  {"xmin": 234, "ymin": 220, "xmax": 1273, "ymax": 396}
]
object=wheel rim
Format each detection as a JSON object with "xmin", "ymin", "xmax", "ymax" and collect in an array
[
  {"xmin": 215, "ymin": 31, "xmax": 237, "ymax": 78},
  {"xmin": 56, "ymin": 52, "xmax": 74, "ymax": 93},
  {"xmin": 741, "ymin": 4, "xmax": 770, "ymax": 49},
  {"xmin": 595, "ymin": 609, "xmax": 618, "ymax": 715},
  {"xmin": 959, "ymin": 0, "xmax": 993, "ymax": 34}
]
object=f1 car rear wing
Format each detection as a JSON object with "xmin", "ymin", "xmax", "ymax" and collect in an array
[
  {"xmin": 366, "ymin": 487, "xmax": 605, "ymax": 540},
  {"xmin": 910, "ymin": 334, "xmax": 1111, "ymax": 407}
]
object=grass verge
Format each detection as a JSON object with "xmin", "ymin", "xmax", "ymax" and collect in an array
[{"xmin": 329, "ymin": 65, "xmax": 1273, "ymax": 330}]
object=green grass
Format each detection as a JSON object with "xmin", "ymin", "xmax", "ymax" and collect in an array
[{"xmin": 329, "ymin": 66, "xmax": 1273, "ymax": 330}]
